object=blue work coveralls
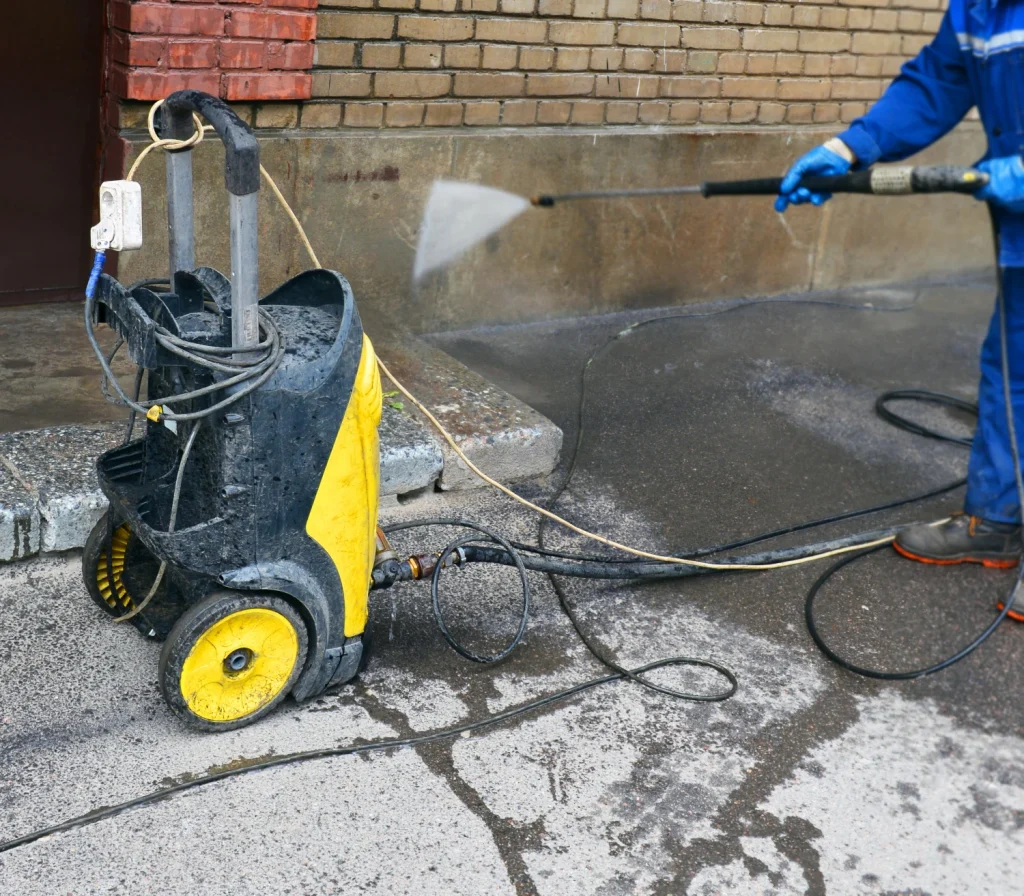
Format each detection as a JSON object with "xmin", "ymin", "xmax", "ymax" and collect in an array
[{"xmin": 836, "ymin": 0, "xmax": 1024, "ymax": 523}]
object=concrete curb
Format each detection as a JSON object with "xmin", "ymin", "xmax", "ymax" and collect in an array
[
  {"xmin": 0, "ymin": 341, "xmax": 562, "ymax": 563},
  {"xmin": 373, "ymin": 334, "xmax": 563, "ymax": 491}
]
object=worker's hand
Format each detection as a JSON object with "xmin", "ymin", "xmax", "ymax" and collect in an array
[
  {"xmin": 775, "ymin": 143, "xmax": 853, "ymax": 213},
  {"xmin": 975, "ymin": 156, "xmax": 1024, "ymax": 214}
]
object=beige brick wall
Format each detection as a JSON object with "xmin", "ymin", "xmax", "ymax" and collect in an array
[
  {"xmin": 304, "ymin": 0, "xmax": 946, "ymax": 127},
  {"xmin": 115, "ymin": 0, "xmax": 949, "ymax": 131}
]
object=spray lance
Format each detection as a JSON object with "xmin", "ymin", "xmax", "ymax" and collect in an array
[
  {"xmin": 531, "ymin": 164, "xmax": 988, "ymax": 206},
  {"xmin": 413, "ymin": 164, "xmax": 988, "ymax": 279}
]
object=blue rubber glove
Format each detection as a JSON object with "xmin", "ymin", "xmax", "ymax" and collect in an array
[
  {"xmin": 975, "ymin": 156, "xmax": 1024, "ymax": 214},
  {"xmin": 775, "ymin": 144, "xmax": 852, "ymax": 213}
]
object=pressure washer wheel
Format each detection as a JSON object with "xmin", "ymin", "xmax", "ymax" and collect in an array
[
  {"xmin": 159, "ymin": 591, "xmax": 309, "ymax": 731},
  {"xmin": 83, "ymin": 514, "xmax": 161, "ymax": 618}
]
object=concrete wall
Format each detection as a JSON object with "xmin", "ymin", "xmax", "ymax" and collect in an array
[{"xmin": 120, "ymin": 121, "xmax": 991, "ymax": 332}]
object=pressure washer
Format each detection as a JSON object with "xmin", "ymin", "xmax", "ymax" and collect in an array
[
  {"xmin": 75, "ymin": 89, "xmax": 1020, "ymax": 740},
  {"xmin": 83, "ymin": 92, "xmax": 382, "ymax": 731}
]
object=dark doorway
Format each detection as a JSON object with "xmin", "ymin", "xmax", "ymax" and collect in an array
[{"xmin": 1, "ymin": 5, "xmax": 105, "ymax": 307}]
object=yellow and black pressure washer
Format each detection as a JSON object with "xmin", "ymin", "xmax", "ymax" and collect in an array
[{"xmin": 83, "ymin": 91, "xmax": 383, "ymax": 731}]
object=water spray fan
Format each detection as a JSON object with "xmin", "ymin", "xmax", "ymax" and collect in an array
[{"xmin": 413, "ymin": 164, "xmax": 989, "ymax": 279}]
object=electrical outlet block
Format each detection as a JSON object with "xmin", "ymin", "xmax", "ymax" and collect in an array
[{"xmin": 90, "ymin": 181, "xmax": 143, "ymax": 252}]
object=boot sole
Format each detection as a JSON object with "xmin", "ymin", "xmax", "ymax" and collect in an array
[
  {"xmin": 892, "ymin": 541, "xmax": 1020, "ymax": 570},
  {"xmin": 996, "ymin": 602, "xmax": 1024, "ymax": 622}
]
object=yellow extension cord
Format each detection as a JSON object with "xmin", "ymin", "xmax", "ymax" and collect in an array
[{"xmin": 125, "ymin": 100, "xmax": 896, "ymax": 571}]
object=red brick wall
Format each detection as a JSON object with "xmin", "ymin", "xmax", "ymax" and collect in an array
[{"xmin": 108, "ymin": 0, "xmax": 318, "ymax": 102}]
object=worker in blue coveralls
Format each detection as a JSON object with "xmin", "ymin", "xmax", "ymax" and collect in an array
[{"xmin": 778, "ymin": 0, "xmax": 1024, "ymax": 613}]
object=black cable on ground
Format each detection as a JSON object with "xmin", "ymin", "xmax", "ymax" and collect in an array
[
  {"xmin": 501, "ymin": 472, "xmax": 965, "ymax": 565},
  {"xmin": 0, "ymin": 658, "xmax": 681, "ymax": 855},
  {"xmin": 501, "ymin": 299, "xmax": 973, "ymax": 567},
  {"xmin": 805, "ymin": 225, "xmax": 1022, "ymax": 679},
  {"xmin": 875, "ymin": 388, "xmax": 976, "ymax": 447},
  {"xmin": 513, "ymin": 298, "xmax": 973, "ymax": 696},
  {"xmin": 384, "ymin": 519, "xmax": 739, "ymax": 700},
  {"xmin": 458, "ymin": 523, "xmax": 905, "ymax": 579},
  {"xmin": 388, "ymin": 297, "xmax": 980, "ymax": 702},
  {"xmin": 804, "ymin": 543, "xmax": 1018, "ymax": 679},
  {"xmin": 427, "ymin": 520, "xmax": 531, "ymax": 663}
]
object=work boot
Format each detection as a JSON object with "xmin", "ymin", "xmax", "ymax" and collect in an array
[{"xmin": 894, "ymin": 514, "xmax": 1021, "ymax": 570}]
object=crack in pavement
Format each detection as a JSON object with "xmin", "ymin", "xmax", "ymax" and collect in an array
[
  {"xmin": 660, "ymin": 684, "xmax": 870, "ymax": 895},
  {"xmin": 355, "ymin": 680, "xmax": 547, "ymax": 895}
]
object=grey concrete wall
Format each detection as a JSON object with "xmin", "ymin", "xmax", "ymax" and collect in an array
[{"xmin": 120, "ymin": 123, "xmax": 991, "ymax": 332}]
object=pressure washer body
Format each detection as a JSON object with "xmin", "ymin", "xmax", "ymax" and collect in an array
[{"xmin": 84, "ymin": 92, "xmax": 382, "ymax": 731}]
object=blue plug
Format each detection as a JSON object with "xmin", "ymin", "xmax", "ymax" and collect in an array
[{"xmin": 86, "ymin": 250, "xmax": 106, "ymax": 300}]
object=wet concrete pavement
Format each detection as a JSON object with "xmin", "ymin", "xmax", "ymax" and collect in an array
[
  {"xmin": 0, "ymin": 303, "xmax": 136, "ymax": 433},
  {"xmin": 3, "ymin": 276, "xmax": 1024, "ymax": 895}
]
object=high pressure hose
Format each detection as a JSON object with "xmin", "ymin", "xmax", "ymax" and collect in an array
[{"xmin": 383, "ymin": 287, "xmax": 1006, "ymax": 685}]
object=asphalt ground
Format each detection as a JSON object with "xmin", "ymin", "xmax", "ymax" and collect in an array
[{"xmin": 3, "ymin": 276, "xmax": 1024, "ymax": 895}]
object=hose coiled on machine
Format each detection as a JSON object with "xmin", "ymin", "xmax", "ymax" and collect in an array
[{"xmin": 84, "ymin": 286, "xmax": 285, "ymax": 425}]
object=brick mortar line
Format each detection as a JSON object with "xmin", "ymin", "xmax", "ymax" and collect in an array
[
  {"xmin": 313, "ymin": 68, "xmax": 904, "ymax": 75},
  {"xmin": 313, "ymin": 11, "xmax": 944, "ymax": 28},
  {"xmin": 315, "ymin": 10, "xmax": 941, "ymax": 22}
]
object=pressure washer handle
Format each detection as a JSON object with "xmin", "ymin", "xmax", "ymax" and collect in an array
[
  {"xmin": 160, "ymin": 90, "xmax": 261, "ymax": 352},
  {"xmin": 161, "ymin": 90, "xmax": 260, "ymax": 196},
  {"xmin": 700, "ymin": 165, "xmax": 988, "ymax": 198}
]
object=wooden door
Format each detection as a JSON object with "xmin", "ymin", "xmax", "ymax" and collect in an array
[{"xmin": 1, "ymin": 4, "xmax": 105, "ymax": 306}]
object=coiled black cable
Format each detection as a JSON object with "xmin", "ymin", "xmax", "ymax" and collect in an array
[
  {"xmin": 385, "ymin": 297, "xmax": 979, "ymax": 700},
  {"xmin": 498, "ymin": 298, "xmax": 972, "ymax": 568},
  {"xmin": 384, "ymin": 519, "xmax": 532, "ymax": 664},
  {"xmin": 84, "ymin": 286, "xmax": 286, "ymax": 424},
  {"xmin": 806, "ymin": 224, "xmax": 1022, "ymax": 679},
  {"xmin": 384, "ymin": 518, "xmax": 739, "ymax": 699},
  {"xmin": 875, "ymin": 388, "xmax": 976, "ymax": 447}
]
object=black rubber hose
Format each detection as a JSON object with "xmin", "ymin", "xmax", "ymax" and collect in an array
[
  {"xmin": 459, "ymin": 524, "xmax": 905, "ymax": 579},
  {"xmin": 384, "ymin": 518, "xmax": 739, "ymax": 701},
  {"xmin": 428, "ymin": 521, "xmax": 531, "ymax": 664},
  {"xmin": 0, "ymin": 657, "xmax": 689, "ymax": 855},
  {"xmin": 875, "ymin": 388, "xmax": 976, "ymax": 447},
  {"xmin": 805, "ymin": 543, "xmax": 1017, "ymax": 679},
  {"xmin": 510, "ymin": 299, "xmax": 970, "ymax": 568},
  {"xmin": 500, "ymin": 473, "xmax": 966, "ymax": 565}
]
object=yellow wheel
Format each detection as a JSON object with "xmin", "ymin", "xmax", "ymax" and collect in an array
[
  {"xmin": 159, "ymin": 591, "xmax": 309, "ymax": 731},
  {"xmin": 84, "ymin": 520, "xmax": 134, "ymax": 614},
  {"xmin": 83, "ymin": 514, "xmax": 164, "ymax": 619}
]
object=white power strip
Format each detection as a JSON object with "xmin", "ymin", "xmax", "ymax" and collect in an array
[{"xmin": 90, "ymin": 180, "xmax": 143, "ymax": 252}]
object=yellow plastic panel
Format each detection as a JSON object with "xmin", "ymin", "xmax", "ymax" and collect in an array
[{"xmin": 305, "ymin": 335, "xmax": 382, "ymax": 637}]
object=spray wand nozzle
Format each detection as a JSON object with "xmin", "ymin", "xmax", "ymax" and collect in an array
[{"xmin": 415, "ymin": 165, "xmax": 988, "ymax": 279}]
